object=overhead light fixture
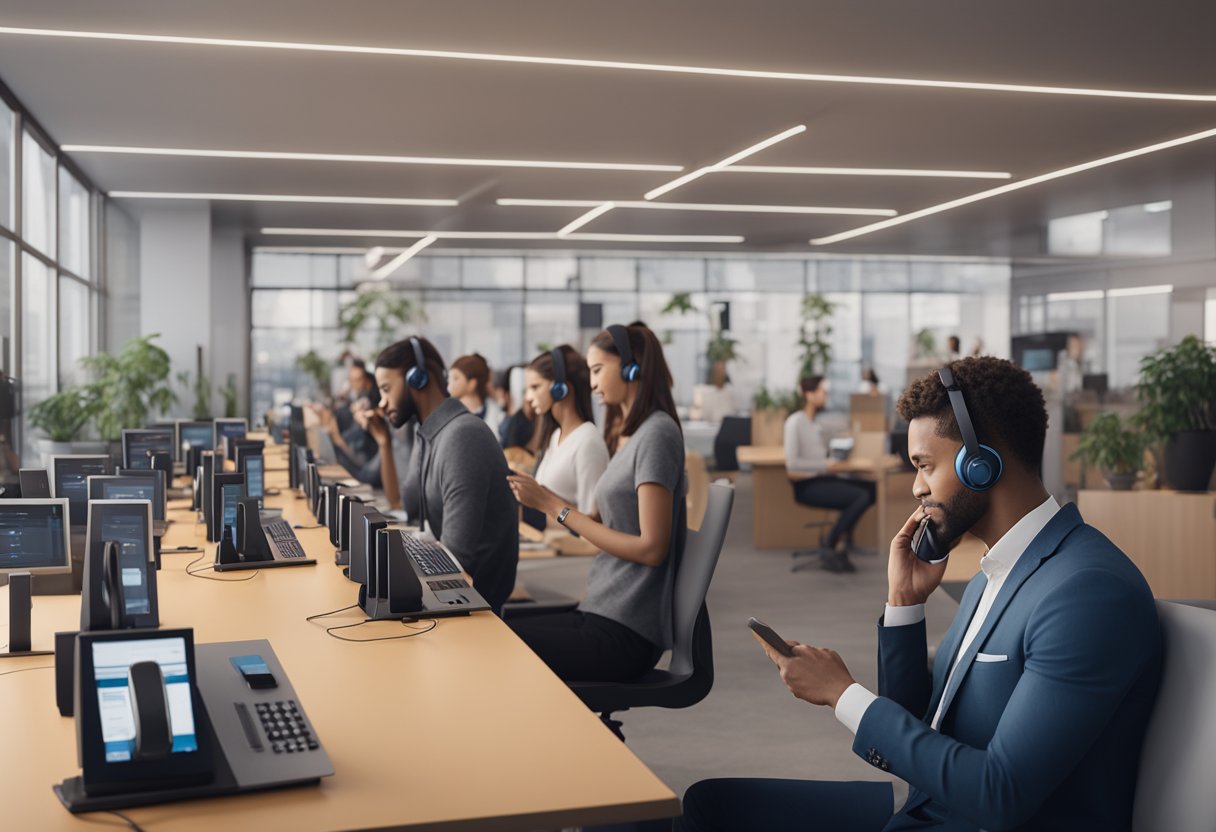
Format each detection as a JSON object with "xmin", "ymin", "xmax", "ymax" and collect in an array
[
  {"xmin": 5, "ymin": 26, "xmax": 1215, "ymax": 102},
  {"xmin": 557, "ymin": 202, "xmax": 617, "ymax": 237},
  {"xmin": 1108, "ymin": 284, "xmax": 1173, "ymax": 298},
  {"xmin": 370, "ymin": 235, "xmax": 436, "ymax": 280},
  {"xmin": 260, "ymin": 227, "xmax": 743, "ymax": 244},
  {"xmin": 811, "ymin": 125, "xmax": 1216, "ymax": 246},
  {"xmin": 723, "ymin": 165, "xmax": 1012, "ymax": 179},
  {"xmin": 1143, "ymin": 201, "xmax": 1173, "ymax": 213},
  {"xmin": 364, "ymin": 246, "xmax": 386, "ymax": 268},
  {"xmin": 644, "ymin": 125, "xmax": 806, "ymax": 201},
  {"xmin": 500, "ymin": 197, "xmax": 896, "ymax": 217},
  {"xmin": 1046, "ymin": 290, "xmax": 1104, "ymax": 302},
  {"xmin": 108, "ymin": 190, "xmax": 459, "ymax": 206},
  {"xmin": 64, "ymin": 144, "xmax": 682, "ymax": 173}
]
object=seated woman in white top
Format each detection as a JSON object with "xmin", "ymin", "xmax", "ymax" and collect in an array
[
  {"xmin": 524, "ymin": 346, "xmax": 610, "ymax": 515},
  {"xmin": 784, "ymin": 375, "xmax": 874, "ymax": 573}
]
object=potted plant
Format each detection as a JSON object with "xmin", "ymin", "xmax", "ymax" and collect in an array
[
  {"xmin": 81, "ymin": 334, "xmax": 177, "ymax": 444},
  {"xmin": 1134, "ymin": 335, "xmax": 1216, "ymax": 491},
  {"xmin": 220, "ymin": 374, "xmax": 239, "ymax": 418},
  {"xmin": 797, "ymin": 293, "xmax": 835, "ymax": 377},
  {"xmin": 1071, "ymin": 412, "xmax": 1148, "ymax": 490},
  {"xmin": 296, "ymin": 350, "xmax": 333, "ymax": 400},
  {"xmin": 338, "ymin": 286, "xmax": 422, "ymax": 353},
  {"xmin": 28, "ymin": 387, "xmax": 95, "ymax": 466},
  {"xmin": 751, "ymin": 385, "xmax": 801, "ymax": 446}
]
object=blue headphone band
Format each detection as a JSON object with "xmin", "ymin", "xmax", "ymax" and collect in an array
[
  {"xmin": 607, "ymin": 324, "xmax": 641, "ymax": 382},
  {"xmin": 549, "ymin": 347, "xmax": 569, "ymax": 401},
  {"xmin": 406, "ymin": 337, "xmax": 430, "ymax": 390},
  {"xmin": 937, "ymin": 366, "xmax": 1003, "ymax": 491}
]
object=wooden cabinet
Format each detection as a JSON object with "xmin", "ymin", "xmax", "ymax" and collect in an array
[{"xmin": 1078, "ymin": 490, "xmax": 1216, "ymax": 599}]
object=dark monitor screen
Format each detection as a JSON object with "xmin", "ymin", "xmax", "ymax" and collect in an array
[
  {"xmin": 0, "ymin": 500, "xmax": 70, "ymax": 573},
  {"xmin": 178, "ymin": 422, "xmax": 214, "ymax": 463},
  {"xmin": 1020, "ymin": 348, "xmax": 1056, "ymax": 371},
  {"xmin": 289, "ymin": 405, "xmax": 307, "ymax": 448},
  {"xmin": 99, "ymin": 508, "xmax": 152, "ymax": 617},
  {"xmin": 122, "ymin": 430, "xmax": 175, "ymax": 470},
  {"xmin": 18, "ymin": 469, "xmax": 51, "ymax": 499},
  {"xmin": 115, "ymin": 469, "xmax": 166, "ymax": 523},
  {"xmin": 243, "ymin": 454, "xmax": 264, "ymax": 500},
  {"xmin": 52, "ymin": 456, "xmax": 111, "ymax": 528},
  {"xmin": 221, "ymin": 482, "xmax": 243, "ymax": 534},
  {"xmin": 214, "ymin": 420, "xmax": 248, "ymax": 460}
]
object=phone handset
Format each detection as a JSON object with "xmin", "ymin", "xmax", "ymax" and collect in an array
[{"xmin": 911, "ymin": 516, "xmax": 948, "ymax": 563}]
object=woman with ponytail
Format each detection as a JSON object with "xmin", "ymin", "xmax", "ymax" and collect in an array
[{"xmin": 508, "ymin": 323, "xmax": 687, "ymax": 682}]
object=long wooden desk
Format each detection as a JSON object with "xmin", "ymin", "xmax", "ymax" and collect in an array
[
  {"xmin": 736, "ymin": 445, "xmax": 918, "ymax": 551},
  {"xmin": 0, "ymin": 449, "xmax": 678, "ymax": 830}
]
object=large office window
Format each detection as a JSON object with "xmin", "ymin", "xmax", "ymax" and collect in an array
[
  {"xmin": 58, "ymin": 275, "xmax": 90, "ymax": 387},
  {"xmin": 0, "ymin": 100, "xmax": 13, "ymax": 231},
  {"xmin": 22, "ymin": 254, "xmax": 54, "ymax": 412},
  {"xmin": 58, "ymin": 167, "xmax": 90, "ymax": 280},
  {"xmin": 21, "ymin": 130, "xmax": 56, "ymax": 258}
]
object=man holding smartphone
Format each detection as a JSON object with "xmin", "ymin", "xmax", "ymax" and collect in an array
[{"xmin": 681, "ymin": 357, "xmax": 1162, "ymax": 831}]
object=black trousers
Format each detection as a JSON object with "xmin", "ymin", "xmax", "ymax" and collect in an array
[
  {"xmin": 792, "ymin": 476, "xmax": 876, "ymax": 548},
  {"xmin": 678, "ymin": 778, "xmax": 894, "ymax": 832},
  {"xmin": 508, "ymin": 611, "xmax": 662, "ymax": 682}
]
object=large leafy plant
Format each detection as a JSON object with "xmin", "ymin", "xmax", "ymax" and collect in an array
[
  {"xmin": 797, "ymin": 293, "xmax": 836, "ymax": 377},
  {"xmin": 295, "ymin": 350, "xmax": 332, "ymax": 398},
  {"xmin": 1072, "ymin": 412, "xmax": 1148, "ymax": 475},
  {"xmin": 81, "ymin": 334, "xmax": 177, "ymax": 441},
  {"xmin": 752, "ymin": 384, "xmax": 803, "ymax": 413},
  {"xmin": 28, "ymin": 387, "xmax": 94, "ymax": 442},
  {"xmin": 1134, "ymin": 334, "xmax": 1216, "ymax": 439},
  {"xmin": 338, "ymin": 287, "xmax": 422, "ymax": 351},
  {"xmin": 661, "ymin": 292, "xmax": 743, "ymax": 371}
]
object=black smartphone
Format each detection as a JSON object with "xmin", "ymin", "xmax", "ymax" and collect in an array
[
  {"xmin": 912, "ymin": 516, "xmax": 947, "ymax": 563},
  {"xmin": 747, "ymin": 617, "xmax": 795, "ymax": 657}
]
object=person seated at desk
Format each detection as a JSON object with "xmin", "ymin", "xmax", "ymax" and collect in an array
[
  {"xmin": 335, "ymin": 358, "xmax": 378, "ymax": 430},
  {"xmin": 507, "ymin": 323, "xmax": 687, "ymax": 683},
  {"xmin": 496, "ymin": 365, "xmax": 538, "ymax": 451},
  {"xmin": 523, "ymin": 345, "xmax": 609, "ymax": 516},
  {"xmin": 374, "ymin": 336, "xmax": 518, "ymax": 614},
  {"xmin": 689, "ymin": 359, "xmax": 738, "ymax": 424},
  {"xmin": 680, "ymin": 357, "xmax": 1162, "ymax": 832},
  {"xmin": 785, "ymin": 375, "xmax": 875, "ymax": 573},
  {"xmin": 316, "ymin": 397, "xmax": 384, "ymax": 488},
  {"xmin": 449, "ymin": 353, "xmax": 505, "ymax": 438}
]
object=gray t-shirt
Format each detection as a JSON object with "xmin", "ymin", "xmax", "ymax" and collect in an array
[{"xmin": 579, "ymin": 411, "xmax": 687, "ymax": 649}]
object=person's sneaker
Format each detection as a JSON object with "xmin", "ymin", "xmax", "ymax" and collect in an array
[{"xmin": 819, "ymin": 549, "xmax": 848, "ymax": 573}]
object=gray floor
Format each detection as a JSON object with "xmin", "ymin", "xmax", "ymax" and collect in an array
[{"xmin": 516, "ymin": 472, "xmax": 960, "ymax": 803}]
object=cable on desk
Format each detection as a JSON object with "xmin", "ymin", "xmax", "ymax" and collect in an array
[
  {"xmin": 184, "ymin": 553, "xmax": 260, "ymax": 582},
  {"xmin": 162, "ymin": 546, "xmax": 203, "ymax": 554},
  {"xmin": 305, "ymin": 604, "xmax": 359, "ymax": 622},
  {"xmin": 106, "ymin": 809, "xmax": 147, "ymax": 831},
  {"xmin": 0, "ymin": 664, "xmax": 54, "ymax": 678},
  {"xmin": 293, "ymin": 523, "xmax": 323, "ymax": 530},
  {"xmin": 324, "ymin": 618, "xmax": 437, "ymax": 643}
]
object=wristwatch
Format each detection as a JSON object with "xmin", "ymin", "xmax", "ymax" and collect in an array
[{"xmin": 556, "ymin": 506, "xmax": 573, "ymax": 527}]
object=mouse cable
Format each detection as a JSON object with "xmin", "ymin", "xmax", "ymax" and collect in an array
[
  {"xmin": 304, "ymin": 604, "xmax": 359, "ymax": 622},
  {"xmin": 184, "ymin": 552, "xmax": 260, "ymax": 582},
  {"xmin": 0, "ymin": 664, "xmax": 54, "ymax": 678},
  {"xmin": 105, "ymin": 809, "xmax": 147, "ymax": 831},
  {"xmin": 324, "ymin": 617, "xmax": 437, "ymax": 643}
]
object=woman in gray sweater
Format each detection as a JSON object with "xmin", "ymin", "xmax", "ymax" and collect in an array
[{"xmin": 507, "ymin": 324, "xmax": 687, "ymax": 682}]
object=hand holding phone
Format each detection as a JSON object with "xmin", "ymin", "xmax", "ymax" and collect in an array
[
  {"xmin": 911, "ymin": 516, "xmax": 947, "ymax": 563},
  {"xmin": 748, "ymin": 617, "xmax": 795, "ymax": 658}
]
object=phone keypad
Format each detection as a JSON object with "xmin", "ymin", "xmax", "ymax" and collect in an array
[{"xmin": 255, "ymin": 699, "xmax": 319, "ymax": 754}]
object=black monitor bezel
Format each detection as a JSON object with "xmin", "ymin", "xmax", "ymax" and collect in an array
[
  {"xmin": 240, "ymin": 453, "xmax": 265, "ymax": 501},
  {"xmin": 115, "ymin": 468, "xmax": 168, "ymax": 524},
  {"xmin": 212, "ymin": 418, "xmax": 248, "ymax": 461},
  {"xmin": 0, "ymin": 497, "xmax": 72, "ymax": 575},
  {"xmin": 83, "ymin": 500, "xmax": 159, "ymax": 629},
  {"xmin": 175, "ymin": 420, "xmax": 214, "ymax": 462},
  {"xmin": 121, "ymin": 429, "xmax": 175, "ymax": 471},
  {"xmin": 210, "ymin": 473, "xmax": 245, "ymax": 544},
  {"xmin": 50, "ymin": 455, "xmax": 113, "ymax": 529}
]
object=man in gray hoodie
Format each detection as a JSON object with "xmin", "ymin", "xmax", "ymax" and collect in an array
[{"xmin": 373, "ymin": 336, "xmax": 519, "ymax": 614}]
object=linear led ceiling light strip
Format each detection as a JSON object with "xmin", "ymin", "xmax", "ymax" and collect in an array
[
  {"xmin": 370, "ymin": 235, "xmax": 437, "ymax": 280},
  {"xmin": 260, "ymin": 228, "xmax": 744, "ymax": 244},
  {"xmin": 811, "ymin": 125, "xmax": 1216, "ymax": 246},
  {"xmin": 108, "ymin": 190, "xmax": 459, "ymax": 206},
  {"xmin": 501, "ymin": 198, "xmax": 896, "ymax": 217},
  {"xmin": 643, "ymin": 125, "xmax": 806, "ymax": 201},
  {"xmin": 3, "ymin": 26, "xmax": 1214, "ymax": 102}
]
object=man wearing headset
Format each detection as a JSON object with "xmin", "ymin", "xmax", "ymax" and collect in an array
[
  {"xmin": 373, "ymin": 336, "xmax": 518, "ymax": 615},
  {"xmin": 681, "ymin": 357, "xmax": 1162, "ymax": 831}
]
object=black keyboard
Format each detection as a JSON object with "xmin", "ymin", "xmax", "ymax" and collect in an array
[
  {"xmin": 401, "ymin": 534, "xmax": 460, "ymax": 576},
  {"xmin": 254, "ymin": 700, "xmax": 319, "ymax": 754},
  {"xmin": 265, "ymin": 520, "xmax": 307, "ymax": 559}
]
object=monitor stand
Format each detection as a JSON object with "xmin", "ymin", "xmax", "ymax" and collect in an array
[{"xmin": 2, "ymin": 572, "xmax": 53, "ymax": 658}]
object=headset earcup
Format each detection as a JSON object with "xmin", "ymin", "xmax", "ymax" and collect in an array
[
  {"xmin": 551, "ymin": 381, "xmax": 569, "ymax": 401},
  {"xmin": 622, "ymin": 362, "xmax": 641, "ymax": 382},
  {"xmin": 954, "ymin": 444, "xmax": 1003, "ymax": 491},
  {"xmin": 406, "ymin": 366, "xmax": 428, "ymax": 391}
]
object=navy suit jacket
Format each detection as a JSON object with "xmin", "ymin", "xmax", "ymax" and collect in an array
[{"xmin": 856, "ymin": 503, "xmax": 1162, "ymax": 832}]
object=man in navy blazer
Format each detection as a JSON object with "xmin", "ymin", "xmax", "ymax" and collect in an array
[{"xmin": 681, "ymin": 357, "xmax": 1162, "ymax": 831}]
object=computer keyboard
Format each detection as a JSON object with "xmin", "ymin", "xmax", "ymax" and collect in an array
[
  {"xmin": 401, "ymin": 534, "xmax": 460, "ymax": 576},
  {"xmin": 265, "ymin": 520, "xmax": 308, "ymax": 559},
  {"xmin": 254, "ymin": 700, "xmax": 319, "ymax": 754}
]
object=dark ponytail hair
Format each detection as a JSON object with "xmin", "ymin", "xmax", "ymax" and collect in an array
[
  {"xmin": 591, "ymin": 323, "xmax": 681, "ymax": 455},
  {"xmin": 451, "ymin": 353, "xmax": 491, "ymax": 400},
  {"xmin": 529, "ymin": 345, "xmax": 595, "ymax": 467}
]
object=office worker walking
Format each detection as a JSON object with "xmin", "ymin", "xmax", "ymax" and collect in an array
[
  {"xmin": 784, "ymin": 375, "xmax": 875, "ymax": 573},
  {"xmin": 508, "ymin": 324, "xmax": 687, "ymax": 683},
  {"xmin": 374, "ymin": 336, "xmax": 519, "ymax": 615},
  {"xmin": 682, "ymin": 357, "xmax": 1162, "ymax": 832}
]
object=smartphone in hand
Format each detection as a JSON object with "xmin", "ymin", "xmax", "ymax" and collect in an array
[
  {"xmin": 748, "ymin": 617, "xmax": 795, "ymax": 657},
  {"xmin": 912, "ymin": 516, "xmax": 948, "ymax": 563}
]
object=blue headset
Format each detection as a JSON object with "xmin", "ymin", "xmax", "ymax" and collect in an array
[
  {"xmin": 549, "ymin": 347, "xmax": 570, "ymax": 401},
  {"xmin": 406, "ymin": 337, "xmax": 430, "ymax": 391},
  {"xmin": 607, "ymin": 324, "xmax": 641, "ymax": 382},
  {"xmin": 939, "ymin": 366, "xmax": 1003, "ymax": 491}
]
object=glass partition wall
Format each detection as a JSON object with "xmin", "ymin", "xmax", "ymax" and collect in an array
[{"xmin": 250, "ymin": 250, "xmax": 1011, "ymax": 421}]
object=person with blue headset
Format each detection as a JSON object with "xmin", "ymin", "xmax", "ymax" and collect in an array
[
  {"xmin": 516, "ymin": 345, "xmax": 609, "ymax": 517},
  {"xmin": 508, "ymin": 324, "xmax": 687, "ymax": 683},
  {"xmin": 681, "ymin": 357, "xmax": 1161, "ymax": 832},
  {"xmin": 373, "ymin": 335, "xmax": 519, "ymax": 614}
]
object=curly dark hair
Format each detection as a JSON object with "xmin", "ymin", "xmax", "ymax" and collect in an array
[{"xmin": 897, "ymin": 356, "xmax": 1048, "ymax": 475}]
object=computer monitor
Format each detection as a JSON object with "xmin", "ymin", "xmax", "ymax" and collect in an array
[
  {"xmin": 293, "ymin": 446, "xmax": 313, "ymax": 495},
  {"xmin": 121, "ymin": 429, "xmax": 175, "ymax": 470},
  {"xmin": 241, "ymin": 454, "xmax": 265, "ymax": 503},
  {"xmin": 50, "ymin": 455, "xmax": 112, "ymax": 529},
  {"xmin": 89, "ymin": 475, "xmax": 164, "ymax": 528},
  {"xmin": 116, "ymin": 469, "xmax": 167, "ymax": 524},
  {"xmin": 18, "ymin": 469, "xmax": 51, "ymax": 498},
  {"xmin": 0, "ymin": 499, "xmax": 71, "ymax": 576},
  {"xmin": 213, "ymin": 418, "xmax": 248, "ymax": 462},
  {"xmin": 233, "ymin": 440, "xmax": 265, "ymax": 477},
  {"xmin": 176, "ymin": 420, "xmax": 214, "ymax": 462},
  {"xmin": 210, "ymin": 473, "xmax": 245, "ymax": 543},
  {"xmin": 81, "ymin": 500, "xmax": 158, "ymax": 631},
  {"xmin": 289, "ymin": 404, "xmax": 307, "ymax": 449}
]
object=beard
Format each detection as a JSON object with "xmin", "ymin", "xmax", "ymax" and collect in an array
[
  {"xmin": 387, "ymin": 388, "xmax": 418, "ymax": 429},
  {"xmin": 924, "ymin": 485, "xmax": 989, "ymax": 551}
]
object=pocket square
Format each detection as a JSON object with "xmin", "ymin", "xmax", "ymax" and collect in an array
[{"xmin": 976, "ymin": 652, "xmax": 1008, "ymax": 663}]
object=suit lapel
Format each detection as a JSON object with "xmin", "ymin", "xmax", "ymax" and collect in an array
[
  {"xmin": 925, "ymin": 575, "xmax": 985, "ymax": 722},
  {"xmin": 933, "ymin": 504, "xmax": 1083, "ymax": 727}
]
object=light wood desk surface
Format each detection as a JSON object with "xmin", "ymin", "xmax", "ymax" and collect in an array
[{"xmin": 0, "ymin": 449, "xmax": 678, "ymax": 831}]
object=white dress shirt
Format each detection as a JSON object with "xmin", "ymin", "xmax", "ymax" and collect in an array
[{"xmin": 835, "ymin": 495, "xmax": 1062, "ymax": 734}]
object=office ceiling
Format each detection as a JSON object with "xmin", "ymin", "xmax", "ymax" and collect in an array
[{"xmin": 1, "ymin": 0, "xmax": 1215, "ymax": 257}]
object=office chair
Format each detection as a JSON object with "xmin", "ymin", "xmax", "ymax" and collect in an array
[
  {"xmin": 568, "ymin": 483, "xmax": 734, "ymax": 741},
  {"xmin": 713, "ymin": 416, "xmax": 751, "ymax": 472},
  {"xmin": 1132, "ymin": 601, "xmax": 1216, "ymax": 832}
]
